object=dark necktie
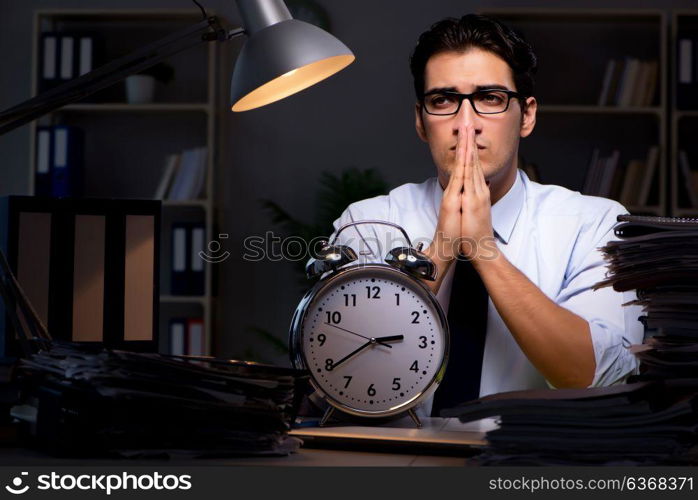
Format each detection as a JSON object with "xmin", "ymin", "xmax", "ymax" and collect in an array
[{"xmin": 431, "ymin": 257, "xmax": 489, "ymax": 416}]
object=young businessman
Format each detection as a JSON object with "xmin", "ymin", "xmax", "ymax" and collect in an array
[{"xmin": 329, "ymin": 14, "xmax": 643, "ymax": 415}]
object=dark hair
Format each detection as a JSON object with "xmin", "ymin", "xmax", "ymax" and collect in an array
[{"xmin": 410, "ymin": 14, "xmax": 537, "ymax": 100}]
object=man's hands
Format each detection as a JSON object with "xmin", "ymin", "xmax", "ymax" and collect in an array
[
  {"xmin": 425, "ymin": 125, "xmax": 495, "ymax": 292},
  {"xmin": 456, "ymin": 125, "xmax": 494, "ymax": 259}
]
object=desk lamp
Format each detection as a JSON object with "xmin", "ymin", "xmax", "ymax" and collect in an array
[{"xmin": 0, "ymin": 0, "xmax": 355, "ymax": 134}]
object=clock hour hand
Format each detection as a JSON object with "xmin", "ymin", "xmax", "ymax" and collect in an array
[
  {"xmin": 324, "ymin": 323, "xmax": 392, "ymax": 348},
  {"xmin": 373, "ymin": 335, "xmax": 404, "ymax": 343},
  {"xmin": 330, "ymin": 335, "xmax": 404, "ymax": 371}
]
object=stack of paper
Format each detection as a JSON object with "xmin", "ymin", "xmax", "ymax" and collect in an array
[
  {"xmin": 442, "ymin": 217, "xmax": 698, "ymax": 465},
  {"xmin": 595, "ymin": 215, "xmax": 698, "ymax": 335},
  {"xmin": 14, "ymin": 342, "xmax": 308, "ymax": 458},
  {"xmin": 595, "ymin": 215, "xmax": 698, "ymax": 387},
  {"xmin": 442, "ymin": 382, "xmax": 698, "ymax": 465}
]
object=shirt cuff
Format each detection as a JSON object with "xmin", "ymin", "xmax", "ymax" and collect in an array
[
  {"xmin": 543, "ymin": 320, "xmax": 641, "ymax": 390},
  {"xmin": 587, "ymin": 319, "xmax": 640, "ymax": 387}
]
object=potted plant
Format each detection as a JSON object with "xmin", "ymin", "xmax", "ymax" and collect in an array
[{"xmin": 125, "ymin": 62, "xmax": 175, "ymax": 104}]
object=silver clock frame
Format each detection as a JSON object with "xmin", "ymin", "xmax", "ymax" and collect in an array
[{"xmin": 289, "ymin": 263, "xmax": 450, "ymax": 427}]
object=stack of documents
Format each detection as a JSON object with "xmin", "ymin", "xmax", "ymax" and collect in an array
[
  {"xmin": 14, "ymin": 342, "xmax": 307, "ymax": 458},
  {"xmin": 594, "ymin": 215, "xmax": 698, "ymax": 300},
  {"xmin": 442, "ymin": 382, "xmax": 698, "ymax": 465},
  {"xmin": 595, "ymin": 215, "xmax": 698, "ymax": 383},
  {"xmin": 443, "ymin": 217, "xmax": 698, "ymax": 465}
]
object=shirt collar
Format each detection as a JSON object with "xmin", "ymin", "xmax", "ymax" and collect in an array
[
  {"xmin": 490, "ymin": 168, "xmax": 525, "ymax": 245},
  {"xmin": 431, "ymin": 168, "xmax": 525, "ymax": 245}
]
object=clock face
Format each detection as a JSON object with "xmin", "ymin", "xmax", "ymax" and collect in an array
[{"xmin": 296, "ymin": 266, "xmax": 448, "ymax": 416}]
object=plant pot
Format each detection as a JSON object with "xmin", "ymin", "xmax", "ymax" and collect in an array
[{"xmin": 125, "ymin": 75, "xmax": 156, "ymax": 104}]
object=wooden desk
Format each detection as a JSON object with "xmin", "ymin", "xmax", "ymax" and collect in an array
[
  {"xmin": 0, "ymin": 417, "xmax": 490, "ymax": 466},
  {"xmin": 0, "ymin": 446, "xmax": 471, "ymax": 467}
]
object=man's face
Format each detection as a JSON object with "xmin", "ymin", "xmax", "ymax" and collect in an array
[{"xmin": 415, "ymin": 48, "xmax": 537, "ymax": 190}]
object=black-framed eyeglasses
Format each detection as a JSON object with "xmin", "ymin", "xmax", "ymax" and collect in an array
[{"xmin": 420, "ymin": 89, "xmax": 525, "ymax": 115}]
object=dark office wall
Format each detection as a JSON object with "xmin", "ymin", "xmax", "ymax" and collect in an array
[{"xmin": 0, "ymin": 0, "xmax": 696, "ymax": 365}]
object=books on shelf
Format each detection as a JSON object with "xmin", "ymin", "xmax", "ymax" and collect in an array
[
  {"xmin": 39, "ymin": 32, "xmax": 101, "ymax": 93},
  {"xmin": 637, "ymin": 146, "xmax": 659, "ymax": 207},
  {"xmin": 583, "ymin": 146, "xmax": 659, "ymax": 208},
  {"xmin": 597, "ymin": 57, "xmax": 658, "ymax": 107},
  {"xmin": 170, "ymin": 222, "xmax": 206, "ymax": 296},
  {"xmin": 34, "ymin": 125, "xmax": 85, "ymax": 197},
  {"xmin": 583, "ymin": 148, "xmax": 620, "ymax": 198},
  {"xmin": 678, "ymin": 150, "xmax": 698, "ymax": 208},
  {"xmin": 168, "ymin": 317, "xmax": 205, "ymax": 356},
  {"xmin": 619, "ymin": 160, "xmax": 645, "ymax": 207},
  {"xmin": 153, "ymin": 147, "xmax": 208, "ymax": 201},
  {"xmin": 677, "ymin": 30, "xmax": 698, "ymax": 109},
  {"xmin": 153, "ymin": 153, "xmax": 180, "ymax": 199}
]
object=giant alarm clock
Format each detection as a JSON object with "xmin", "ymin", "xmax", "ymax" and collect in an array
[{"xmin": 289, "ymin": 220, "xmax": 449, "ymax": 427}]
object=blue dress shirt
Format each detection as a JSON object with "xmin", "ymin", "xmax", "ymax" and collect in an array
[{"xmin": 329, "ymin": 169, "xmax": 644, "ymax": 414}]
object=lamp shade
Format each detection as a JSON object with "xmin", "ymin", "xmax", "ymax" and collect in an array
[{"xmin": 230, "ymin": 18, "xmax": 355, "ymax": 112}]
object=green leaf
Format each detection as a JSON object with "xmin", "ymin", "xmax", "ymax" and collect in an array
[{"xmin": 246, "ymin": 326, "xmax": 290, "ymax": 355}]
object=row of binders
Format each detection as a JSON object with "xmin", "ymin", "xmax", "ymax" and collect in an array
[
  {"xmin": 168, "ymin": 317, "xmax": 205, "ymax": 356},
  {"xmin": 34, "ymin": 125, "xmax": 84, "ymax": 197},
  {"xmin": 597, "ymin": 58, "xmax": 658, "ymax": 107},
  {"xmin": 678, "ymin": 150, "xmax": 698, "ymax": 208},
  {"xmin": 677, "ymin": 30, "xmax": 698, "ymax": 109},
  {"xmin": 582, "ymin": 146, "xmax": 658, "ymax": 207},
  {"xmin": 171, "ymin": 223, "xmax": 205, "ymax": 296},
  {"xmin": 153, "ymin": 147, "xmax": 208, "ymax": 201},
  {"xmin": 40, "ymin": 32, "xmax": 100, "ymax": 92}
]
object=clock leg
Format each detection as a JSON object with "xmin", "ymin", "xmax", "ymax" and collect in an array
[
  {"xmin": 319, "ymin": 406, "xmax": 336, "ymax": 427},
  {"xmin": 408, "ymin": 409, "xmax": 422, "ymax": 428}
]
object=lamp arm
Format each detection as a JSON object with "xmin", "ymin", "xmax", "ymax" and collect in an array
[{"xmin": 0, "ymin": 16, "xmax": 245, "ymax": 136}]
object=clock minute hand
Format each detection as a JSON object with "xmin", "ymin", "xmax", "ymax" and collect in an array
[
  {"xmin": 324, "ymin": 323, "xmax": 392, "ymax": 348},
  {"xmin": 331, "ymin": 335, "xmax": 405, "ymax": 371},
  {"xmin": 330, "ymin": 340, "xmax": 372, "ymax": 371}
]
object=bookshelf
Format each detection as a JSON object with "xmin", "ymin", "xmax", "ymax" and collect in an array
[
  {"xmin": 480, "ymin": 8, "xmax": 668, "ymax": 216},
  {"xmin": 29, "ymin": 9, "xmax": 221, "ymax": 355},
  {"xmin": 671, "ymin": 11, "xmax": 698, "ymax": 217}
]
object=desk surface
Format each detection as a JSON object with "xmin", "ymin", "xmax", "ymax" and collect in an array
[
  {"xmin": 0, "ymin": 446, "xmax": 471, "ymax": 467},
  {"xmin": 0, "ymin": 417, "xmax": 490, "ymax": 466}
]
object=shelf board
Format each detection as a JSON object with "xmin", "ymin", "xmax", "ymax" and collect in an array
[
  {"xmin": 626, "ymin": 205, "xmax": 663, "ymax": 215},
  {"xmin": 160, "ymin": 295, "xmax": 208, "ymax": 304},
  {"xmin": 538, "ymin": 105, "xmax": 662, "ymax": 115},
  {"xmin": 36, "ymin": 9, "xmax": 207, "ymax": 21},
  {"xmin": 57, "ymin": 103, "xmax": 211, "ymax": 113},
  {"xmin": 162, "ymin": 199, "xmax": 210, "ymax": 208},
  {"xmin": 674, "ymin": 208, "xmax": 698, "ymax": 217},
  {"xmin": 479, "ymin": 8, "xmax": 664, "ymax": 21},
  {"xmin": 675, "ymin": 110, "xmax": 698, "ymax": 118}
]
